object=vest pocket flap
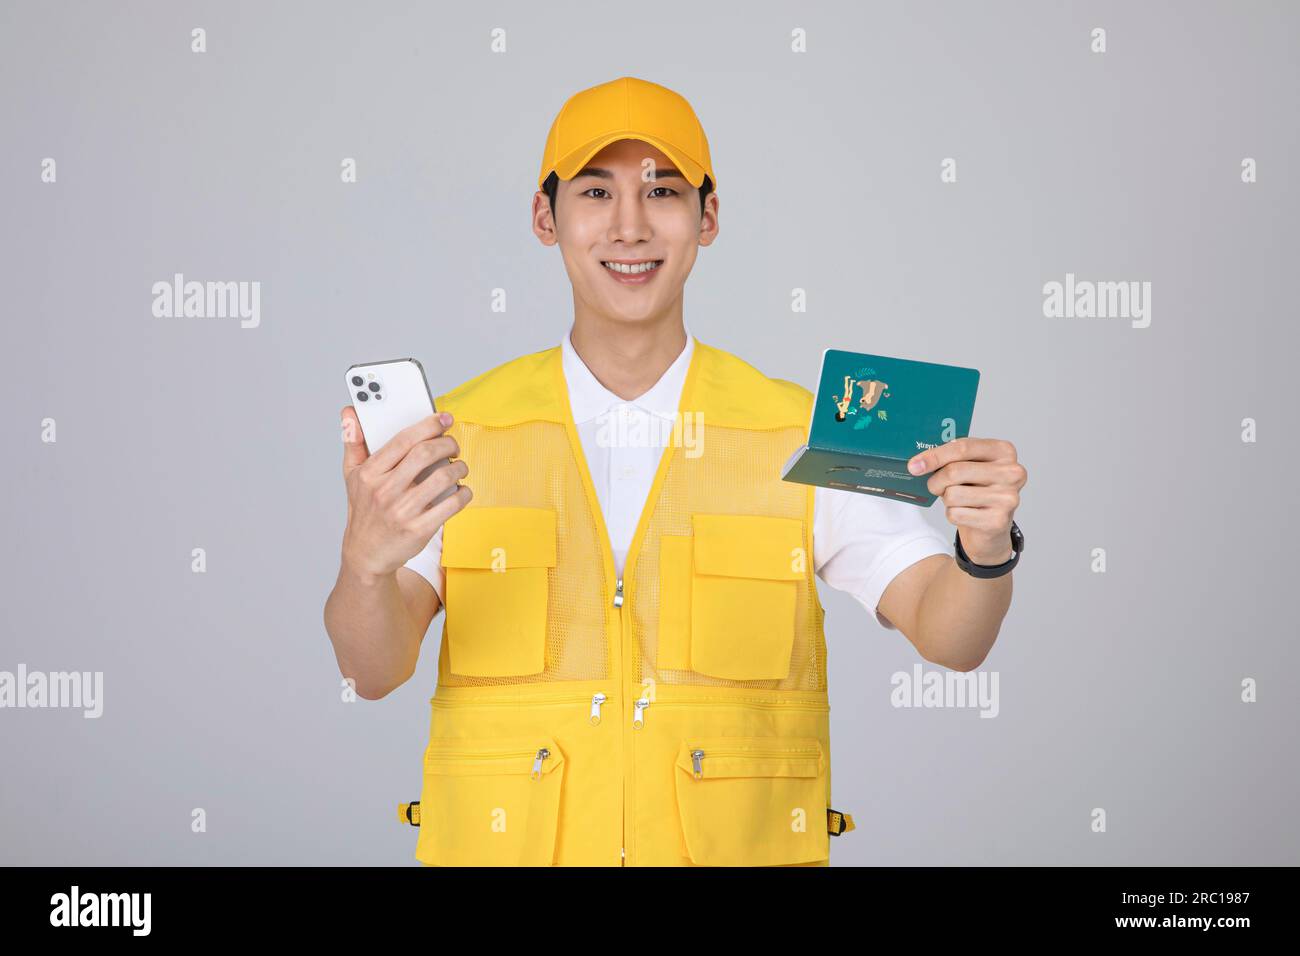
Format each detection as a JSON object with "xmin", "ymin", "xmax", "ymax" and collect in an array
[
  {"xmin": 691, "ymin": 514, "xmax": 805, "ymax": 580},
  {"xmin": 673, "ymin": 735, "xmax": 830, "ymax": 867},
  {"xmin": 424, "ymin": 736, "xmax": 564, "ymax": 778},
  {"xmin": 675, "ymin": 738, "xmax": 823, "ymax": 780},
  {"xmin": 416, "ymin": 735, "xmax": 566, "ymax": 866},
  {"xmin": 441, "ymin": 506, "xmax": 557, "ymax": 569},
  {"xmin": 441, "ymin": 507, "xmax": 554, "ymax": 677}
]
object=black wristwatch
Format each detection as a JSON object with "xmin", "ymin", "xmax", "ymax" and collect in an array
[{"xmin": 954, "ymin": 520, "xmax": 1023, "ymax": 579}]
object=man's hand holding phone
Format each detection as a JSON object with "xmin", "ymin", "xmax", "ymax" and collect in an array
[{"xmin": 338, "ymin": 407, "xmax": 471, "ymax": 583}]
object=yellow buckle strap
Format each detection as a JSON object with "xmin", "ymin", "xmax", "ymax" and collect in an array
[
  {"xmin": 827, "ymin": 808, "xmax": 855, "ymax": 836},
  {"xmin": 398, "ymin": 801, "xmax": 421, "ymax": 826}
]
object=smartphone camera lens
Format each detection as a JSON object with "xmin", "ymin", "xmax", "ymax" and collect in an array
[
  {"xmin": 368, "ymin": 382, "xmax": 380, "ymax": 393},
  {"xmin": 356, "ymin": 391, "xmax": 369, "ymax": 402},
  {"xmin": 351, "ymin": 376, "xmax": 363, "ymax": 387}
]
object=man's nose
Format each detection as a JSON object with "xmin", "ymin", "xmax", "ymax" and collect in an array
[{"xmin": 608, "ymin": 188, "xmax": 651, "ymax": 242}]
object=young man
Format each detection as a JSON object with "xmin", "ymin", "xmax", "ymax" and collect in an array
[{"xmin": 323, "ymin": 76, "xmax": 1028, "ymax": 867}]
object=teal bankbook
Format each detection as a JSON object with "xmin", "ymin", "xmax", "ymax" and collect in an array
[{"xmin": 781, "ymin": 349, "xmax": 980, "ymax": 507}]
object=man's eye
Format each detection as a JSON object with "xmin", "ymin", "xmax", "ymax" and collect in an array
[{"xmin": 581, "ymin": 186, "xmax": 677, "ymax": 199}]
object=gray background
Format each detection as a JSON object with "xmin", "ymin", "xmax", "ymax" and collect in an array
[{"xmin": 1, "ymin": 0, "xmax": 1296, "ymax": 865}]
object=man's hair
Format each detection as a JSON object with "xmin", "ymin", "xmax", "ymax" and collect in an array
[{"xmin": 542, "ymin": 170, "xmax": 713, "ymax": 224}]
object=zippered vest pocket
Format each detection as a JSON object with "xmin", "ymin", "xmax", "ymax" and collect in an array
[
  {"xmin": 659, "ymin": 513, "xmax": 804, "ymax": 681},
  {"xmin": 440, "ymin": 505, "xmax": 556, "ymax": 676},
  {"xmin": 673, "ymin": 735, "xmax": 828, "ymax": 866},
  {"xmin": 416, "ymin": 735, "xmax": 565, "ymax": 866}
]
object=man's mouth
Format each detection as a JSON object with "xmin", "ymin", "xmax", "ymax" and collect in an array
[{"xmin": 601, "ymin": 259, "xmax": 663, "ymax": 276}]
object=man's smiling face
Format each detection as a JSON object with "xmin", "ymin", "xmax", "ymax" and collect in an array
[{"xmin": 534, "ymin": 137, "xmax": 718, "ymax": 326}]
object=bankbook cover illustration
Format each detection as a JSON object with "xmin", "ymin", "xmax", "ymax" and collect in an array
[{"xmin": 782, "ymin": 349, "xmax": 980, "ymax": 506}]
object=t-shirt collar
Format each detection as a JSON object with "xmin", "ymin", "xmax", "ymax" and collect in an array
[{"xmin": 561, "ymin": 322, "xmax": 694, "ymax": 425}]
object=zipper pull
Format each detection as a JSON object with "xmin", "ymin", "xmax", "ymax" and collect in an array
[
  {"xmin": 531, "ymin": 747, "xmax": 550, "ymax": 780},
  {"xmin": 613, "ymin": 577, "xmax": 624, "ymax": 608},
  {"xmin": 589, "ymin": 692, "xmax": 607, "ymax": 724},
  {"xmin": 691, "ymin": 749, "xmax": 704, "ymax": 779},
  {"xmin": 632, "ymin": 697, "xmax": 649, "ymax": 729}
]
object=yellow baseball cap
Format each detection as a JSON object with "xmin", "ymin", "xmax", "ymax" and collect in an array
[{"xmin": 537, "ymin": 76, "xmax": 716, "ymax": 191}]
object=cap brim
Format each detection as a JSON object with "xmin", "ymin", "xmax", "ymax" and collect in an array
[{"xmin": 550, "ymin": 132, "xmax": 707, "ymax": 189}]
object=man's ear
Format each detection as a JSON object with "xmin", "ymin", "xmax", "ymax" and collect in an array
[
  {"xmin": 532, "ymin": 190, "xmax": 558, "ymax": 245},
  {"xmin": 697, "ymin": 190, "xmax": 720, "ymax": 246}
]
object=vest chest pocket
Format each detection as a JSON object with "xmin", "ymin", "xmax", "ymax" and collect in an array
[
  {"xmin": 674, "ymin": 736, "xmax": 828, "ymax": 866},
  {"xmin": 416, "ymin": 736, "xmax": 565, "ymax": 866},
  {"xmin": 659, "ymin": 513, "xmax": 805, "ymax": 681},
  {"xmin": 440, "ymin": 506, "xmax": 557, "ymax": 677}
]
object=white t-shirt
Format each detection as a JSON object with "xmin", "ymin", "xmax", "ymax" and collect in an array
[{"xmin": 404, "ymin": 325, "xmax": 952, "ymax": 630}]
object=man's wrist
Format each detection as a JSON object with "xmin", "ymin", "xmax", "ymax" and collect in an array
[
  {"xmin": 956, "ymin": 530, "xmax": 1012, "ymax": 566},
  {"xmin": 339, "ymin": 554, "xmax": 392, "ymax": 589},
  {"xmin": 965, "ymin": 544, "xmax": 1014, "ymax": 565}
]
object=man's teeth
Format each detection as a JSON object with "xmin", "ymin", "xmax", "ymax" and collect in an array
[{"xmin": 602, "ymin": 260, "xmax": 661, "ymax": 274}]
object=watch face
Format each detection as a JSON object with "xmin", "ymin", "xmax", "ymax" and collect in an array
[{"xmin": 1010, "ymin": 521, "xmax": 1024, "ymax": 551}]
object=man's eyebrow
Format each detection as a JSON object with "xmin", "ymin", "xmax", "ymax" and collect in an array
[{"xmin": 572, "ymin": 166, "xmax": 688, "ymax": 182}]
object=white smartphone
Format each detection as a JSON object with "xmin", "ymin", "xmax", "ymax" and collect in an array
[{"xmin": 345, "ymin": 357, "xmax": 458, "ymax": 505}]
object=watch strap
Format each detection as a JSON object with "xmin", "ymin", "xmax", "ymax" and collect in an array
[{"xmin": 954, "ymin": 521, "xmax": 1022, "ymax": 579}]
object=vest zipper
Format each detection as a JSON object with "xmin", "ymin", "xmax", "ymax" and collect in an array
[
  {"xmin": 434, "ymin": 691, "xmax": 612, "ymax": 733},
  {"xmin": 636, "ymin": 698, "xmax": 830, "ymax": 713},
  {"xmin": 690, "ymin": 746, "xmax": 822, "ymax": 759},
  {"xmin": 689, "ymin": 746, "xmax": 821, "ymax": 780},
  {"xmin": 530, "ymin": 747, "xmax": 551, "ymax": 779},
  {"xmin": 632, "ymin": 696, "xmax": 650, "ymax": 728},
  {"xmin": 431, "ymin": 692, "xmax": 601, "ymax": 709},
  {"xmin": 424, "ymin": 747, "xmax": 552, "ymax": 773},
  {"xmin": 619, "ymin": 588, "xmax": 629, "ymax": 867},
  {"xmin": 554, "ymin": 351, "xmax": 700, "ymax": 870}
]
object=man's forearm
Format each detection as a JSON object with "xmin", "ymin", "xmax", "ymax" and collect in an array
[
  {"xmin": 323, "ymin": 562, "xmax": 425, "ymax": 699},
  {"xmin": 915, "ymin": 557, "xmax": 1013, "ymax": 672}
]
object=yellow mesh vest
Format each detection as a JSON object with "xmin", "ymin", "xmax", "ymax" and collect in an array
[{"xmin": 410, "ymin": 340, "xmax": 840, "ymax": 867}]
